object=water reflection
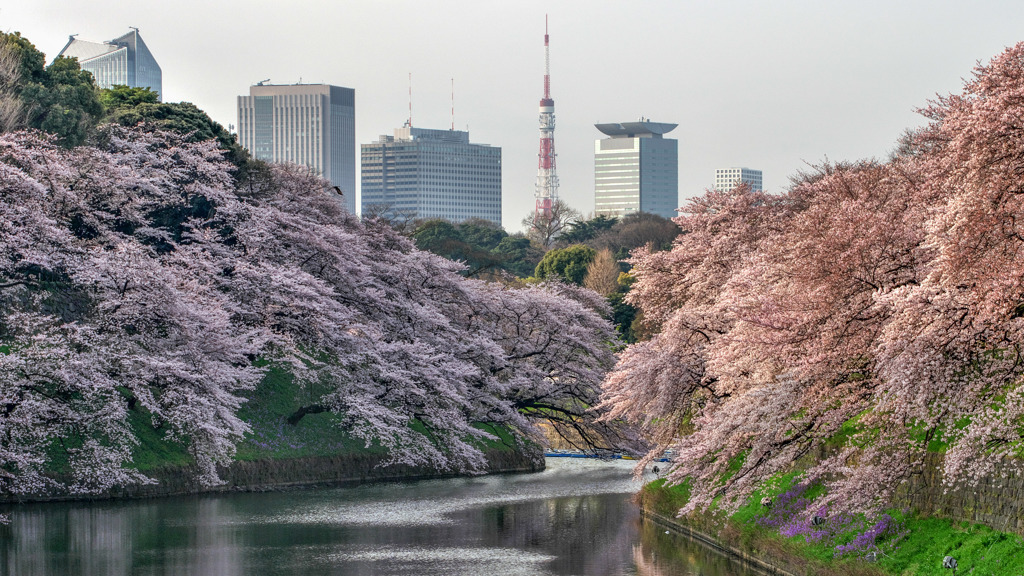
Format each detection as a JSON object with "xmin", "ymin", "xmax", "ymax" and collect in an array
[{"xmin": 1, "ymin": 459, "xmax": 756, "ymax": 576}]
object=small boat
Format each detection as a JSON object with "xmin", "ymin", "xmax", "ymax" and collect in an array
[{"xmin": 544, "ymin": 450, "xmax": 599, "ymax": 458}]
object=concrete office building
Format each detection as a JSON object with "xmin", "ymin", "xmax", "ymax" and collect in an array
[
  {"xmin": 361, "ymin": 126, "xmax": 502, "ymax": 225},
  {"xmin": 57, "ymin": 29, "xmax": 162, "ymax": 99},
  {"xmin": 237, "ymin": 83, "xmax": 356, "ymax": 213},
  {"xmin": 593, "ymin": 120, "xmax": 679, "ymax": 219},
  {"xmin": 714, "ymin": 167, "xmax": 763, "ymax": 192}
]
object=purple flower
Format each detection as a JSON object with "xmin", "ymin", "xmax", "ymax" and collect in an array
[{"xmin": 757, "ymin": 482, "xmax": 905, "ymax": 557}]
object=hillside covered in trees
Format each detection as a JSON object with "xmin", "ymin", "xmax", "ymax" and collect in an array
[
  {"xmin": 600, "ymin": 42, "xmax": 1024, "ymax": 520},
  {"xmin": 0, "ymin": 124, "xmax": 632, "ymax": 506}
]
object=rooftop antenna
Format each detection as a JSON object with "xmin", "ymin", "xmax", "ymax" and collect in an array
[
  {"xmin": 256, "ymin": 79, "xmax": 270, "ymax": 86},
  {"xmin": 451, "ymin": 78, "xmax": 455, "ymax": 131},
  {"xmin": 408, "ymin": 72, "xmax": 413, "ymax": 128},
  {"xmin": 544, "ymin": 15, "xmax": 550, "ymax": 100}
]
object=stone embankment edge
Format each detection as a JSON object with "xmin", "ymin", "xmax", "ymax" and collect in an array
[
  {"xmin": 640, "ymin": 506, "xmax": 799, "ymax": 576},
  {"xmin": 2, "ymin": 445, "xmax": 545, "ymax": 504}
]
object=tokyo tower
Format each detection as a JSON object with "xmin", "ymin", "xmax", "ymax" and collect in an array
[{"xmin": 535, "ymin": 16, "xmax": 559, "ymax": 219}]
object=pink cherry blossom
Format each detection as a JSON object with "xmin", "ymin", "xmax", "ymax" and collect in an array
[
  {"xmin": 601, "ymin": 43, "xmax": 1024, "ymax": 516},
  {"xmin": 1, "ymin": 125, "xmax": 624, "ymax": 516}
]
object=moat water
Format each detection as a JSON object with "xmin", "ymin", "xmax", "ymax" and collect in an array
[{"xmin": 0, "ymin": 458, "xmax": 756, "ymax": 575}]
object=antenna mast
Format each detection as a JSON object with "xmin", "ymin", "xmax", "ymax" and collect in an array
[
  {"xmin": 408, "ymin": 72, "xmax": 413, "ymax": 128},
  {"xmin": 451, "ymin": 78, "xmax": 455, "ymax": 131},
  {"xmin": 535, "ymin": 14, "xmax": 559, "ymax": 220}
]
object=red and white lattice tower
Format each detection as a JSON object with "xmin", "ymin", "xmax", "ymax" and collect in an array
[{"xmin": 535, "ymin": 15, "xmax": 559, "ymax": 219}]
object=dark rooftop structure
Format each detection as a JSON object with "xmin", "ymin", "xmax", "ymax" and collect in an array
[{"xmin": 594, "ymin": 121, "xmax": 678, "ymax": 138}]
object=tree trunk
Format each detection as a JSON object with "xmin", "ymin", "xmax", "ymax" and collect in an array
[{"xmin": 286, "ymin": 404, "xmax": 328, "ymax": 425}]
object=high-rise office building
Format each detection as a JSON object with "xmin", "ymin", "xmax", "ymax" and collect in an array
[
  {"xmin": 594, "ymin": 121, "xmax": 678, "ymax": 219},
  {"xmin": 57, "ymin": 29, "xmax": 162, "ymax": 100},
  {"xmin": 361, "ymin": 126, "xmax": 502, "ymax": 225},
  {"xmin": 714, "ymin": 167, "xmax": 763, "ymax": 192},
  {"xmin": 237, "ymin": 83, "xmax": 356, "ymax": 213}
]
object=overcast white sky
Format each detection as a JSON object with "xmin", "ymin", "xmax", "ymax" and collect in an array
[{"xmin": 4, "ymin": 0, "xmax": 1024, "ymax": 231}]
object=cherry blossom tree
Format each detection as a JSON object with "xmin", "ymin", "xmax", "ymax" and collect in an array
[
  {"xmin": 875, "ymin": 43, "xmax": 1024, "ymax": 491},
  {"xmin": 471, "ymin": 279, "xmax": 628, "ymax": 451},
  {"xmin": 1, "ymin": 124, "xmax": 624, "ymax": 516},
  {"xmin": 0, "ymin": 128, "xmax": 262, "ymax": 501},
  {"xmin": 227, "ymin": 164, "xmax": 627, "ymax": 467},
  {"xmin": 601, "ymin": 42, "xmax": 1024, "ymax": 517}
]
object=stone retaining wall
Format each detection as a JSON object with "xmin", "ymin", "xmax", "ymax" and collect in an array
[
  {"xmin": 639, "ymin": 453, "xmax": 1024, "ymax": 575},
  {"xmin": 2, "ymin": 445, "xmax": 545, "ymax": 504},
  {"xmin": 640, "ymin": 508, "xmax": 799, "ymax": 576},
  {"xmin": 895, "ymin": 452, "xmax": 1024, "ymax": 534}
]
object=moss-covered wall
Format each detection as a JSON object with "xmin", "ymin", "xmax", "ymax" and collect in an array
[
  {"xmin": 895, "ymin": 452, "xmax": 1024, "ymax": 535},
  {"xmin": 637, "ymin": 487, "xmax": 808, "ymax": 576},
  {"xmin": 3, "ymin": 444, "xmax": 544, "ymax": 503},
  {"xmin": 637, "ymin": 484, "xmax": 892, "ymax": 576},
  {"xmin": 2, "ymin": 363, "xmax": 545, "ymax": 504}
]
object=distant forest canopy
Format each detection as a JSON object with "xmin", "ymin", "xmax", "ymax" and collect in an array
[{"xmin": 599, "ymin": 42, "xmax": 1024, "ymax": 519}]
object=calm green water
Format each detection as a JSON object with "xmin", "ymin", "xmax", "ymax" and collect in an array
[{"xmin": 0, "ymin": 458, "xmax": 755, "ymax": 575}]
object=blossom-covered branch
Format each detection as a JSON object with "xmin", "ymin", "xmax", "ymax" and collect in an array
[{"xmin": 600, "ymin": 43, "xmax": 1024, "ymax": 516}]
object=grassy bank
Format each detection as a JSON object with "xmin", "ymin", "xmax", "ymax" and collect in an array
[
  {"xmin": 127, "ymin": 364, "xmax": 527, "ymax": 472},
  {"xmin": 640, "ymin": 477, "xmax": 1024, "ymax": 576},
  {"xmin": 13, "ymin": 363, "xmax": 536, "ymax": 505}
]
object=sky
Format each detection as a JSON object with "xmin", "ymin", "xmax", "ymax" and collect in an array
[{"xmin": 3, "ymin": 0, "xmax": 1024, "ymax": 231}]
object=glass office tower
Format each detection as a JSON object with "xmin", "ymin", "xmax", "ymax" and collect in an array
[
  {"xmin": 361, "ymin": 127, "xmax": 502, "ymax": 225},
  {"xmin": 237, "ymin": 84, "xmax": 356, "ymax": 214},
  {"xmin": 57, "ymin": 29, "xmax": 162, "ymax": 100}
]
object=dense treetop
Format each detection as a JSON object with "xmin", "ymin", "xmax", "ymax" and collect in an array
[
  {"xmin": 534, "ymin": 244, "xmax": 596, "ymax": 285},
  {"xmin": 409, "ymin": 218, "xmax": 542, "ymax": 279},
  {"xmin": 0, "ymin": 31, "xmax": 103, "ymax": 147},
  {"xmin": 101, "ymin": 85, "xmax": 250, "ymax": 170},
  {"xmin": 562, "ymin": 211, "xmax": 679, "ymax": 262}
]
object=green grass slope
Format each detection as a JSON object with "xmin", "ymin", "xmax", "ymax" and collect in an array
[
  {"xmin": 128, "ymin": 364, "xmax": 523, "ymax": 473},
  {"xmin": 641, "ymin": 476, "xmax": 1024, "ymax": 576}
]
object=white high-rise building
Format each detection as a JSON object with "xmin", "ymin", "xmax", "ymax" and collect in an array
[
  {"xmin": 361, "ymin": 127, "xmax": 502, "ymax": 225},
  {"xmin": 715, "ymin": 167, "xmax": 763, "ymax": 192},
  {"xmin": 237, "ymin": 83, "xmax": 356, "ymax": 213},
  {"xmin": 594, "ymin": 121, "xmax": 679, "ymax": 219}
]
